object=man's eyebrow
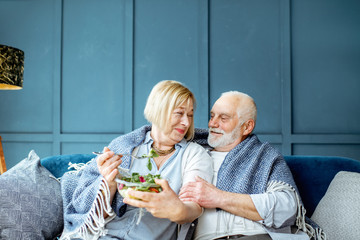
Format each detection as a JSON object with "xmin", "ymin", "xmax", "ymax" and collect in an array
[
  {"xmin": 220, "ymin": 113, "xmax": 232, "ymax": 118},
  {"xmin": 210, "ymin": 112, "xmax": 232, "ymax": 117}
]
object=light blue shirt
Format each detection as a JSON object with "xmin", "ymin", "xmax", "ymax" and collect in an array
[{"xmin": 101, "ymin": 132, "xmax": 195, "ymax": 240}]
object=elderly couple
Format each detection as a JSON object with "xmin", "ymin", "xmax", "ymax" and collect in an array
[{"xmin": 60, "ymin": 81, "xmax": 321, "ymax": 240}]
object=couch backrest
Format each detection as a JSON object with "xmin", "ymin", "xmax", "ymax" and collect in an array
[
  {"xmin": 284, "ymin": 155, "xmax": 360, "ymax": 217},
  {"xmin": 40, "ymin": 153, "xmax": 360, "ymax": 218}
]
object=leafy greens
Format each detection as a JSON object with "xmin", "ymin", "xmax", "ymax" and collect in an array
[{"xmin": 141, "ymin": 148, "xmax": 159, "ymax": 171}]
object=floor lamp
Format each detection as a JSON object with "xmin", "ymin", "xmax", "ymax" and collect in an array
[
  {"xmin": 0, "ymin": 136, "xmax": 6, "ymax": 174},
  {"xmin": 0, "ymin": 44, "xmax": 25, "ymax": 174}
]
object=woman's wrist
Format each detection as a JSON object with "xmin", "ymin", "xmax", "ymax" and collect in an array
[
  {"xmin": 170, "ymin": 202, "xmax": 187, "ymax": 224},
  {"xmin": 172, "ymin": 201, "xmax": 201, "ymax": 224}
]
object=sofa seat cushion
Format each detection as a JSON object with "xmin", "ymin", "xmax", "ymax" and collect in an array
[
  {"xmin": 311, "ymin": 171, "xmax": 360, "ymax": 240},
  {"xmin": 0, "ymin": 150, "xmax": 63, "ymax": 239}
]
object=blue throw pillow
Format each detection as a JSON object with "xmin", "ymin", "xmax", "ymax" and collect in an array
[
  {"xmin": 41, "ymin": 153, "xmax": 95, "ymax": 179},
  {"xmin": 0, "ymin": 150, "xmax": 63, "ymax": 239}
]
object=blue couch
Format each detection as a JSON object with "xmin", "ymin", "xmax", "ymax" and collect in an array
[
  {"xmin": 2, "ymin": 152, "xmax": 359, "ymax": 239},
  {"xmin": 41, "ymin": 154, "xmax": 360, "ymax": 218},
  {"xmin": 284, "ymin": 155, "xmax": 360, "ymax": 217}
]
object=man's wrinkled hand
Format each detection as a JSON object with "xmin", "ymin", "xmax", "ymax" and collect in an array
[{"xmin": 179, "ymin": 176, "xmax": 222, "ymax": 209}]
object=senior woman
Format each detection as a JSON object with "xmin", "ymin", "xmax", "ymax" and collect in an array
[{"xmin": 60, "ymin": 80, "xmax": 213, "ymax": 240}]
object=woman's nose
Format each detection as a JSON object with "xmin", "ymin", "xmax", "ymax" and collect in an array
[{"xmin": 181, "ymin": 115, "xmax": 190, "ymax": 126}]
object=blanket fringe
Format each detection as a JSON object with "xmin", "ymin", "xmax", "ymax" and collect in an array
[
  {"xmin": 55, "ymin": 161, "xmax": 93, "ymax": 182},
  {"xmin": 60, "ymin": 179, "xmax": 116, "ymax": 240},
  {"xmin": 49, "ymin": 174, "xmax": 61, "ymax": 183},
  {"xmin": 267, "ymin": 181, "xmax": 326, "ymax": 240},
  {"xmin": 68, "ymin": 161, "xmax": 90, "ymax": 172},
  {"xmin": 314, "ymin": 226, "xmax": 327, "ymax": 240}
]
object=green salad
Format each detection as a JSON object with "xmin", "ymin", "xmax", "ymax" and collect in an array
[
  {"xmin": 141, "ymin": 148, "xmax": 159, "ymax": 171},
  {"xmin": 118, "ymin": 172, "xmax": 162, "ymax": 199},
  {"xmin": 117, "ymin": 148, "xmax": 162, "ymax": 199}
]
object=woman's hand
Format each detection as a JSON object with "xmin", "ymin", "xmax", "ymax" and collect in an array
[
  {"xmin": 123, "ymin": 179, "xmax": 200, "ymax": 223},
  {"xmin": 96, "ymin": 147, "xmax": 122, "ymax": 195}
]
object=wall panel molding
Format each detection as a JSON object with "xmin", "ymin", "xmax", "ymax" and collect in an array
[
  {"xmin": 52, "ymin": 0, "xmax": 63, "ymax": 155},
  {"xmin": 123, "ymin": 0, "xmax": 135, "ymax": 133},
  {"xmin": 196, "ymin": 0, "xmax": 210, "ymax": 127},
  {"xmin": 280, "ymin": 0, "xmax": 292, "ymax": 155},
  {"xmin": 1, "ymin": 0, "xmax": 360, "ymax": 169}
]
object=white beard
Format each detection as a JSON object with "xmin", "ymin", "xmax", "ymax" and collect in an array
[{"xmin": 208, "ymin": 124, "xmax": 241, "ymax": 149}]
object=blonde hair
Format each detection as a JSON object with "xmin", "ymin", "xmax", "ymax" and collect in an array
[{"xmin": 144, "ymin": 80, "xmax": 196, "ymax": 140}]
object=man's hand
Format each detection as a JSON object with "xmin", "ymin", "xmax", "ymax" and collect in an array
[
  {"xmin": 96, "ymin": 147, "xmax": 122, "ymax": 195},
  {"xmin": 180, "ymin": 176, "xmax": 263, "ymax": 221},
  {"xmin": 123, "ymin": 179, "xmax": 189, "ymax": 222},
  {"xmin": 179, "ymin": 176, "xmax": 223, "ymax": 209}
]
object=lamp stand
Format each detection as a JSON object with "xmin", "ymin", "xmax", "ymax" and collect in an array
[
  {"xmin": 0, "ymin": 136, "xmax": 6, "ymax": 174},
  {"xmin": 0, "ymin": 44, "xmax": 24, "ymax": 174}
]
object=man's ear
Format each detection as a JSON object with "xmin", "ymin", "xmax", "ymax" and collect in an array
[{"xmin": 243, "ymin": 119, "xmax": 255, "ymax": 135}]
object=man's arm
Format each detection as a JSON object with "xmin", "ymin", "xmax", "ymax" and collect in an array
[
  {"xmin": 251, "ymin": 188, "xmax": 297, "ymax": 228},
  {"xmin": 179, "ymin": 176, "xmax": 297, "ymax": 227},
  {"xmin": 179, "ymin": 176, "xmax": 262, "ymax": 221},
  {"xmin": 214, "ymin": 190, "xmax": 263, "ymax": 221}
]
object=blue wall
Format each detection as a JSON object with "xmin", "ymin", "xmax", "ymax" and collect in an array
[{"xmin": 1, "ymin": 0, "xmax": 359, "ymax": 169}]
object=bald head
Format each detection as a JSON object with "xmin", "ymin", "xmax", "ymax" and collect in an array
[
  {"xmin": 220, "ymin": 91, "xmax": 257, "ymax": 125},
  {"xmin": 208, "ymin": 91, "xmax": 257, "ymax": 151}
]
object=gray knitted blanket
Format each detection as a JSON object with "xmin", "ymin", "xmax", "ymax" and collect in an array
[
  {"xmin": 61, "ymin": 126, "xmax": 151, "ymax": 237},
  {"xmin": 193, "ymin": 129, "xmax": 297, "ymax": 193},
  {"xmin": 192, "ymin": 129, "xmax": 326, "ymax": 240}
]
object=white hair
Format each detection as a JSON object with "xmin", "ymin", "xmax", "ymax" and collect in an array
[{"xmin": 221, "ymin": 91, "xmax": 257, "ymax": 124}]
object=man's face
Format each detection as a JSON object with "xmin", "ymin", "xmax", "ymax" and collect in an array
[{"xmin": 207, "ymin": 95, "xmax": 244, "ymax": 152}]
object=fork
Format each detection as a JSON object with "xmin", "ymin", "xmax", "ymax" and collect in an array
[
  {"xmin": 92, "ymin": 151, "xmax": 146, "ymax": 160},
  {"xmin": 93, "ymin": 151, "xmax": 145, "ymax": 178}
]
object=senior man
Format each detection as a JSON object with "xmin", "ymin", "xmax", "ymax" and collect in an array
[{"xmin": 179, "ymin": 91, "xmax": 322, "ymax": 240}]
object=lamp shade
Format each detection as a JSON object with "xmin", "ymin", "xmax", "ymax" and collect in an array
[{"xmin": 0, "ymin": 44, "xmax": 24, "ymax": 90}]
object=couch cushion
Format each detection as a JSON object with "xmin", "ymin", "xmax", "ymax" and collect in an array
[
  {"xmin": 0, "ymin": 150, "xmax": 63, "ymax": 239},
  {"xmin": 311, "ymin": 171, "xmax": 360, "ymax": 240},
  {"xmin": 41, "ymin": 153, "xmax": 95, "ymax": 179},
  {"xmin": 284, "ymin": 155, "xmax": 360, "ymax": 217}
]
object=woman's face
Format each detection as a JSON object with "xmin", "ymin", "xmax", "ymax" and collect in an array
[{"xmin": 165, "ymin": 99, "xmax": 194, "ymax": 143}]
